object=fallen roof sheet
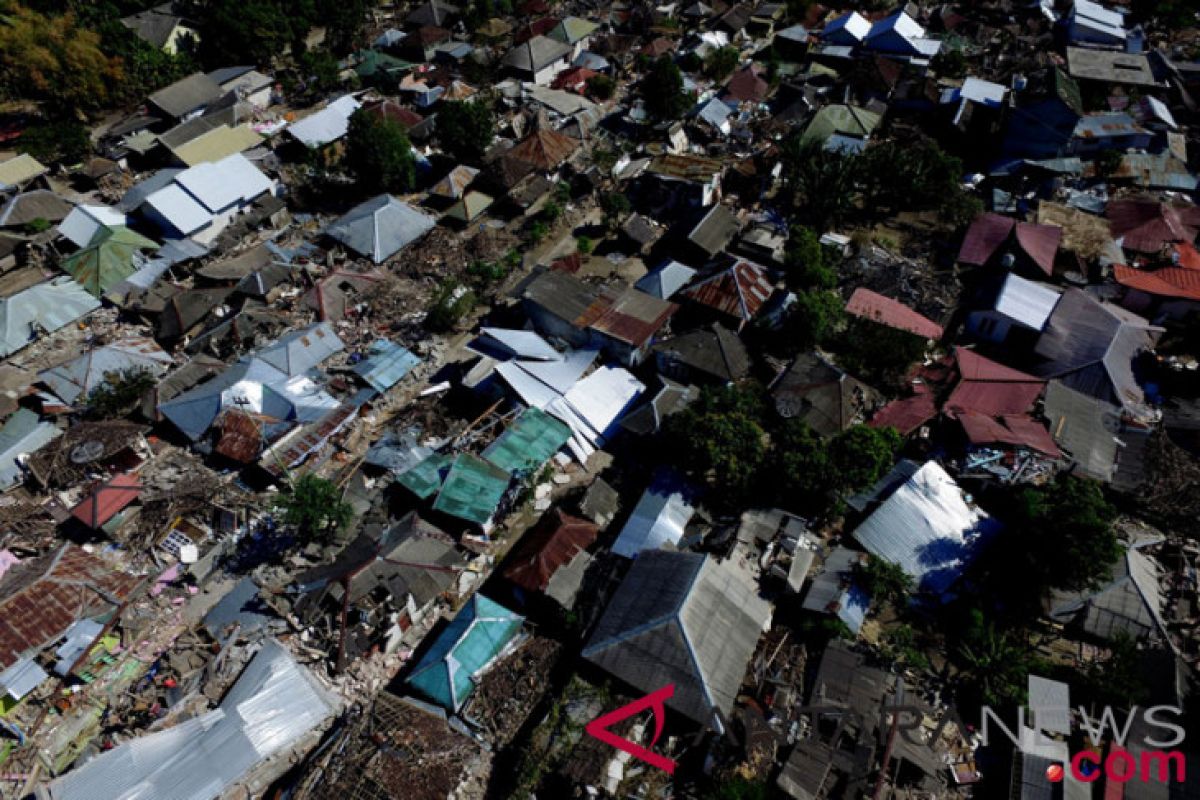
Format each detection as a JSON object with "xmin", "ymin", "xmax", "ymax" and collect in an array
[
  {"xmin": 611, "ymin": 472, "xmax": 696, "ymax": 558},
  {"xmin": 0, "ymin": 278, "xmax": 101, "ymax": 359},
  {"xmin": 353, "ymin": 339, "xmax": 420, "ymax": 393},
  {"xmin": 286, "ymin": 95, "xmax": 362, "ymax": 147},
  {"xmin": 432, "ymin": 453, "xmax": 511, "ymax": 526},
  {"xmin": 482, "ymin": 406, "xmax": 571, "ymax": 475},
  {"xmin": 846, "ymin": 288, "xmax": 943, "ymax": 339},
  {"xmin": 42, "ymin": 639, "xmax": 336, "ymax": 800}
]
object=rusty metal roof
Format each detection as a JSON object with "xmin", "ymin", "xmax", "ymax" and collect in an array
[
  {"xmin": 682, "ymin": 260, "xmax": 775, "ymax": 322},
  {"xmin": 586, "ymin": 287, "xmax": 678, "ymax": 348}
]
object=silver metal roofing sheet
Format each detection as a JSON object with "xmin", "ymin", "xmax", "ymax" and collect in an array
[{"xmin": 0, "ymin": 278, "xmax": 101, "ymax": 359}]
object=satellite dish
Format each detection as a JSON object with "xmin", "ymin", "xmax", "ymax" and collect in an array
[{"xmin": 70, "ymin": 441, "xmax": 105, "ymax": 464}]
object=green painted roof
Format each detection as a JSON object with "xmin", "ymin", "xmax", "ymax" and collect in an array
[
  {"xmin": 355, "ymin": 49, "xmax": 416, "ymax": 78},
  {"xmin": 405, "ymin": 594, "xmax": 523, "ymax": 710},
  {"xmin": 800, "ymin": 104, "xmax": 882, "ymax": 146},
  {"xmin": 397, "ymin": 452, "xmax": 452, "ymax": 499},
  {"xmin": 62, "ymin": 225, "xmax": 159, "ymax": 297},
  {"xmin": 482, "ymin": 407, "xmax": 570, "ymax": 476},
  {"xmin": 432, "ymin": 453, "xmax": 511, "ymax": 526}
]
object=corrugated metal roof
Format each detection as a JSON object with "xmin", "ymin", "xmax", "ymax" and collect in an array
[
  {"xmin": 0, "ymin": 543, "xmax": 140, "ymax": 670},
  {"xmin": 994, "ymin": 273, "xmax": 1062, "ymax": 330},
  {"xmin": 0, "ymin": 278, "xmax": 100, "ymax": 359},
  {"xmin": 0, "ymin": 409, "xmax": 59, "ymax": 491},
  {"xmin": 43, "ymin": 639, "xmax": 336, "ymax": 800},
  {"xmin": 1114, "ymin": 262, "xmax": 1200, "ymax": 301},
  {"xmin": 611, "ymin": 472, "xmax": 696, "ymax": 558},
  {"xmin": 502, "ymin": 508, "xmax": 597, "ymax": 592},
  {"xmin": 143, "ymin": 183, "xmax": 212, "ymax": 235},
  {"xmin": 851, "ymin": 461, "xmax": 998, "ymax": 594},
  {"xmin": 286, "ymin": 95, "xmax": 361, "ymax": 147},
  {"xmin": 482, "ymin": 406, "xmax": 570, "ymax": 474},
  {"xmin": 326, "ymin": 194, "xmax": 437, "ymax": 263},
  {"xmin": 62, "ymin": 226, "xmax": 160, "ymax": 297},
  {"xmin": 547, "ymin": 365, "xmax": 644, "ymax": 460},
  {"xmin": 801, "ymin": 547, "xmax": 869, "ymax": 634},
  {"xmin": 583, "ymin": 550, "xmax": 771, "ymax": 724},
  {"xmin": 405, "ymin": 594, "xmax": 523, "ymax": 711},
  {"xmin": 40, "ymin": 336, "xmax": 172, "ymax": 404},
  {"xmin": 70, "ymin": 471, "xmax": 141, "ymax": 528},
  {"xmin": 432, "ymin": 453, "xmax": 511, "ymax": 526},
  {"xmin": 0, "ymin": 154, "xmax": 47, "ymax": 188},
  {"xmin": 846, "ymin": 288, "xmax": 943, "ymax": 339},
  {"xmin": 635, "ymin": 260, "xmax": 696, "ymax": 299},
  {"xmin": 257, "ymin": 321, "xmax": 344, "ymax": 377},
  {"xmin": 174, "ymin": 152, "xmax": 273, "ymax": 213},
  {"xmin": 587, "ymin": 287, "xmax": 677, "ymax": 348},
  {"xmin": 352, "ymin": 339, "xmax": 420, "ymax": 392},
  {"xmin": 170, "ymin": 123, "xmax": 264, "ymax": 167},
  {"xmin": 682, "ymin": 260, "xmax": 774, "ymax": 323},
  {"xmin": 397, "ymin": 452, "xmax": 453, "ymax": 499}
]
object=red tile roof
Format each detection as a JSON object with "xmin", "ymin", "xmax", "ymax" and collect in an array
[
  {"xmin": 70, "ymin": 471, "xmax": 141, "ymax": 529},
  {"xmin": 364, "ymin": 99, "xmax": 425, "ymax": 129},
  {"xmin": 845, "ymin": 288, "xmax": 943, "ymax": 339},
  {"xmin": 957, "ymin": 213, "xmax": 1061, "ymax": 276},
  {"xmin": 503, "ymin": 508, "xmax": 598, "ymax": 592},
  {"xmin": 1114, "ymin": 263, "xmax": 1200, "ymax": 301},
  {"xmin": 682, "ymin": 260, "xmax": 775, "ymax": 324},
  {"xmin": 1107, "ymin": 198, "xmax": 1200, "ymax": 254},
  {"xmin": 0, "ymin": 544, "xmax": 141, "ymax": 669}
]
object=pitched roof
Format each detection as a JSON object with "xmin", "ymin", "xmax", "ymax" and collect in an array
[
  {"xmin": 482, "ymin": 407, "xmax": 571, "ymax": 475},
  {"xmin": 432, "ymin": 453, "xmax": 512, "ymax": 526},
  {"xmin": 771, "ymin": 351, "xmax": 880, "ymax": 435},
  {"xmin": 405, "ymin": 594, "xmax": 523, "ymax": 711},
  {"xmin": 120, "ymin": 2, "xmax": 192, "ymax": 48},
  {"xmin": 945, "ymin": 348, "xmax": 1046, "ymax": 417},
  {"xmin": 0, "ymin": 278, "xmax": 100, "ymax": 359},
  {"xmin": 851, "ymin": 461, "xmax": 998, "ymax": 594},
  {"xmin": 653, "ymin": 323, "xmax": 750, "ymax": 383},
  {"xmin": 326, "ymin": 194, "xmax": 437, "ymax": 263},
  {"xmin": 635, "ymin": 260, "xmax": 697, "ymax": 299},
  {"xmin": 1032, "ymin": 288, "xmax": 1162, "ymax": 418},
  {"xmin": 1114, "ymin": 263, "xmax": 1200, "ymax": 301},
  {"xmin": 504, "ymin": 35, "xmax": 572, "ymax": 72},
  {"xmin": 586, "ymin": 287, "xmax": 678, "ymax": 348},
  {"xmin": 0, "ymin": 543, "xmax": 141, "ymax": 669},
  {"xmin": 583, "ymin": 550, "xmax": 771, "ymax": 724},
  {"xmin": 286, "ymin": 95, "xmax": 361, "ymax": 148},
  {"xmin": 502, "ymin": 508, "xmax": 598, "ymax": 592},
  {"xmin": 1049, "ymin": 543, "xmax": 1167, "ymax": 642},
  {"xmin": 846, "ymin": 287, "xmax": 943, "ymax": 339},
  {"xmin": 957, "ymin": 412, "xmax": 1061, "ymax": 457},
  {"xmin": 61, "ymin": 226, "xmax": 160, "ymax": 297},
  {"xmin": 0, "ymin": 189, "xmax": 72, "ymax": 227},
  {"xmin": 169, "ymin": 123, "xmax": 263, "ymax": 167},
  {"xmin": 40, "ymin": 336, "xmax": 172, "ymax": 404},
  {"xmin": 957, "ymin": 213, "xmax": 1061, "ymax": 276},
  {"xmin": 1107, "ymin": 198, "xmax": 1200, "ymax": 254},
  {"xmin": 148, "ymin": 72, "xmax": 224, "ymax": 118},
  {"xmin": 0, "ymin": 153, "xmax": 48, "ymax": 188},
  {"xmin": 687, "ymin": 203, "xmax": 740, "ymax": 256},
  {"xmin": 869, "ymin": 392, "xmax": 938, "ymax": 435},
  {"xmin": 505, "ymin": 128, "xmax": 579, "ymax": 172},
  {"xmin": 723, "ymin": 65, "xmax": 770, "ymax": 103},
  {"xmin": 611, "ymin": 472, "xmax": 696, "ymax": 558},
  {"xmin": 682, "ymin": 260, "xmax": 775, "ymax": 323},
  {"xmin": 429, "ymin": 165, "xmax": 480, "ymax": 199},
  {"xmin": 70, "ymin": 471, "xmax": 142, "ymax": 529}
]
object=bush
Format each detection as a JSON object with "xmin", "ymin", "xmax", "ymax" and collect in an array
[
  {"xmin": 856, "ymin": 556, "xmax": 913, "ymax": 608},
  {"xmin": 586, "ymin": 74, "xmax": 615, "ymax": 100},
  {"xmin": 526, "ymin": 220, "xmax": 549, "ymax": 244},
  {"xmin": 84, "ymin": 368, "xmax": 157, "ymax": 419},
  {"xmin": 784, "ymin": 226, "xmax": 836, "ymax": 290},
  {"xmin": 424, "ymin": 280, "xmax": 477, "ymax": 332},
  {"xmin": 19, "ymin": 120, "xmax": 91, "ymax": 165},
  {"xmin": 576, "ymin": 235, "xmax": 593, "ymax": 254},
  {"xmin": 599, "ymin": 191, "xmax": 631, "ymax": 229},
  {"xmin": 703, "ymin": 46, "xmax": 740, "ymax": 80}
]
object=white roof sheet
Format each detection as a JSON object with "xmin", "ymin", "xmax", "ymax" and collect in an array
[
  {"xmin": 1027, "ymin": 675, "xmax": 1071, "ymax": 735},
  {"xmin": 1072, "ymin": 0, "xmax": 1125, "ymax": 38},
  {"xmin": 58, "ymin": 205, "xmax": 127, "ymax": 249},
  {"xmin": 479, "ymin": 327, "xmax": 561, "ymax": 361},
  {"xmin": 995, "ymin": 273, "xmax": 1062, "ymax": 331},
  {"xmin": 144, "ymin": 183, "xmax": 212, "ymax": 235},
  {"xmin": 0, "ymin": 277, "xmax": 101, "ymax": 358},
  {"xmin": 0, "ymin": 656, "xmax": 48, "ymax": 701},
  {"xmin": 823, "ymin": 10, "xmax": 870, "ymax": 41},
  {"xmin": 287, "ymin": 95, "xmax": 362, "ymax": 147},
  {"xmin": 175, "ymin": 153, "xmax": 271, "ymax": 213},
  {"xmin": 612, "ymin": 478, "xmax": 696, "ymax": 558},
  {"xmin": 549, "ymin": 365, "xmax": 644, "ymax": 446},
  {"xmin": 851, "ymin": 461, "xmax": 998, "ymax": 594},
  {"xmin": 867, "ymin": 10, "xmax": 924, "ymax": 41},
  {"xmin": 43, "ymin": 639, "xmax": 335, "ymax": 800}
]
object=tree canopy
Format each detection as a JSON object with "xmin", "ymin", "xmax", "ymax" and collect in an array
[
  {"xmin": 642, "ymin": 55, "xmax": 690, "ymax": 120},
  {"xmin": 436, "ymin": 99, "xmax": 496, "ymax": 164},
  {"xmin": 277, "ymin": 474, "xmax": 354, "ymax": 543},
  {"xmin": 344, "ymin": 109, "xmax": 416, "ymax": 194},
  {"xmin": 662, "ymin": 385, "xmax": 769, "ymax": 506}
]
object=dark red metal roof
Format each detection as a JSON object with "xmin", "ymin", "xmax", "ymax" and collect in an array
[
  {"xmin": 958, "ymin": 411, "xmax": 1061, "ymax": 458},
  {"xmin": 502, "ymin": 508, "xmax": 598, "ymax": 592},
  {"xmin": 1114, "ymin": 263, "xmax": 1200, "ymax": 301},
  {"xmin": 869, "ymin": 392, "xmax": 937, "ymax": 435},
  {"xmin": 957, "ymin": 213, "xmax": 1060, "ymax": 276},
  {"xmin": 1108, "ymin": 198, "xmax": 1200, "ymax": 254},
  {"xmin": 845, "ymin": 288, "xmax": 943, "ymax": 339},
  {"xmin": 682, "ymin": 260, "xmax": 775, "ymax": 323},
  {"xmin": 945, "ymin": 348, "xmax": 1045, "ymax": 417}
]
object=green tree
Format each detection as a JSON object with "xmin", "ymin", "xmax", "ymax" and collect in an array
[
  {"xmin": 19, "ymin": 119, "xmax": 90, "ymax": 165},
  {"xmin": 771, "ymin": 418, "xmax": 835, "ymax": 509},
  {"xmin": 784, "ymin": 225, "xmax": 836, "ymax": 290},
  {"xmin": 856, "ymin": 554, "xmax": 913, "ymax": 608},
  {"xmin": 586, "ymin": 74, "xmax": 615, "ymax": 100},
  {"xmin": 834, "ymin": 318, "xmax": 928, "ymax": 390},
  {"xmin": 1006, "ymin": 476, "xmax": 1121, "ymax": 594},
  {"xmin": 0, "ymin": 2, "xmax": 124, "ymax": 111},
  {"xmin": 197, "ymin": 0, "xmax": 318, "ymax": 68},
  {"xmin": 84, "ymin": 368, "xmax": 157, "ymax": 420},
  {"xmin": 436, "ymin": 99, "xmax": 496, "ymax": 163},
  {"xmin": 662, "ymin": 385, "xmax": 769, "ymax": 506},
  {"xmin": 782, "ymin": 289, "xmax": 844, "ymax": 349},
  {"xmin": 829, "ymin": 425, "xmax": 902, "ymax": 490},
  {"xmin": 576, "ymin": 235, "xmax": 593, "ymax": 254},
  {"xmin": 932, "ymin": 48, "xmax": 967, "ymax": 79},
  {"xmin": 957, "ymin": 622, "xmax": 1035, "ymax": 707},
  {"xmin": 599, "ymin": 191, "xmax": 631, "ymax": 229},
  {"xmin": 424, "ymin": 279, "xmax": 477, "ymax": 332},
  {"xmin": 703, "ymin": 46, "xmax": 740, "ymax": 80},
  {"xmin": 277, "ymin": 474, "xmax": 353, "ymax": 543},
  {"xmin": 642, "ymin": 55, "xmax": 690, "ymax": 120},
  {"xmin": 779, "ymin": 135, "xmax": 861, "ymax": 228},
  {"xmin": 859, "ymin": 137, "xmax": 967, "ymax": 215},
  {"xmin": 344, "ymin": 108, "xmax": 416, "ymax": 193},
  {"xmin": 1078, "ymin": 633, "xmax": 1149, "ymax": 709},
  {"xmin": 300, "ymin": 48, "xmax": 342, "ymax": 94}
]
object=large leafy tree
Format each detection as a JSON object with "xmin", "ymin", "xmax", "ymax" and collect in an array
[
  {"xmin": 663, "ymin": 385, "xmax": 769, "ymax": 506},
  {"xmin": 642, "ymin": 55, "xmax": 690, "ymax": 120},
  {"xmin": 344, "ymin": 108, "xmax": 416, "ymax": 193},
  {"xmin": 196, "ymin": 0, "xmax": 318, "ymax": 68},
  {"xmin": 436, "ymin": 99, "xmax": 495, "ymax": 163},
  {"xmin": 277, "ymin": 474, "xmax": 353, "ymax": 543},
  {"xmin": 834, "ymin": 317, "xmax": 928, "ymax": 391},
  {"xmin": 0, "ymin": 2, "xmax": 124, "ymax": 111},
  {"xmin": 778, "ymin": 136, "xmax": 861, "ymax": 229},
  {"xmin": 784, "ymin": 225, "xmax": 836, "ymax": 290}
]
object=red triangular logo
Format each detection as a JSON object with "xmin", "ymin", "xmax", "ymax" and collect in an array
[{"xmin": 584, "ymin": 684, "xmax": 677, "ymax": 774}]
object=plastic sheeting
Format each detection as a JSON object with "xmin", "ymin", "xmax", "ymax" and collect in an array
[{"xmin": 43, "ymin": 639, "xmax": 335, "ymax": 800}]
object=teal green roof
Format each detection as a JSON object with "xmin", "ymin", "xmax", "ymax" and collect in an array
[
  {"xmin": 432, "ymin": 453, "xmax": 511, "ymax": 526},
  {"xmin": 405, "ymin": 594, "xmax": 523, "ymax": 711},
  {"xmin": 62, "ymin": 225, "xmax": 159, "ymax": 297},
  {"xmin": 482, "ymin": 407, "xmax": 570, "ymax": 476},
  {"xmin": 355, "ymin": 49, "xmax": 416, "ymax": 78},
  {"xmin": 800, "ymin": 104, "xmax": 882, "ymax": 146},
  {"xmin": 397, "ymin": 452, "xmax": 452, "ymax": 499}
]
